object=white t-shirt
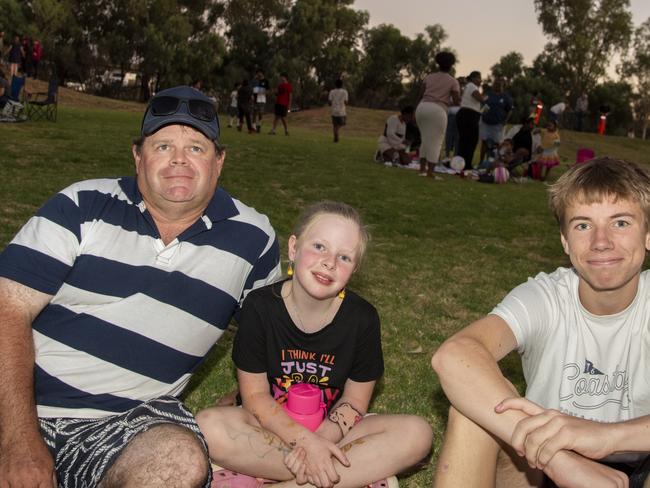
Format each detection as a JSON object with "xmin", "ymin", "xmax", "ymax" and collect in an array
[
  {"xmin": 492, "ymin": 267, "xmax": 650, "ymax": 432},
  {"xmin": 460, "ymin": 82, "xmax": 482, "ymax": 113},
  {"xmin": 377, "ymin": 114, "xmax": 406, "ymax": 152},
  {"xmin": 329, "ymin": 88, "xmax": 348, "ymax": 117},
  {"xmin": 229, "ymin": 90, "xmax": 238, "ymax": 108},
  {"xmin": 550, "ymin": 102, "xmax": 566, "ymax": 115}
]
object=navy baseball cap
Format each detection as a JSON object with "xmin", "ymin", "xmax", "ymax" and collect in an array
[{"xmin": 141, "ymin": 86, "xmax": 220, "ymax": 141}]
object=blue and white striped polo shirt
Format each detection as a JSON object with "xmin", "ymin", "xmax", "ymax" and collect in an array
[{"xmin": 0, "ymin": 177, "xmax": 281, "ymax": 419}]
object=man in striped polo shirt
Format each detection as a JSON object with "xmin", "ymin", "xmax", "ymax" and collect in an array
[{"xmin": 0, "ymin": 86, "xmax": 281, "ymax": 488}]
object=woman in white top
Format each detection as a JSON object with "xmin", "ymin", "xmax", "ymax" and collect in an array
[
  {"xmin": 456, "ymin": 71, "xmax": 486, "ymax": 170},
  {"xmin": 415, "ymin": 52, "xmax": 461, "ymax": 178}
]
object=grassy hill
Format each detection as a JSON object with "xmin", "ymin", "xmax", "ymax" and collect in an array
[{"xmin": 2, "ymin": 91, "xmax": 649, "ymax": 486}]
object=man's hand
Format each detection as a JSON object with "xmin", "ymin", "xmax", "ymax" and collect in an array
[
  {"xmin": 0, "ymin": 436, "xmax": 56, "ymax": 488},
  {"xmin": 496, "ymin": 397, "xmax": 616, "ymax": 469},
  {"xmin": 296, "ymin": 434, "xmax": 350, "ymax": 488}
]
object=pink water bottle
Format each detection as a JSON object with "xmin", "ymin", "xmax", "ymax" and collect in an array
[{"xmin": 283, "ymin": 383, "xmax": 326, "ymax": 432}]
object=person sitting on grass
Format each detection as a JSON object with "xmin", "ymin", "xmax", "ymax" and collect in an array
[
  {"xmin": 531, "ymin": 120, "xmax": 561, "ymax": 181},
  {"xmin": 0, "ymin": 85, "xmax": 281, "ymax": 488},
  {"xmin": 197, "ymin": 201, "xmax": 433, "ymax": 488},
  {"xmin": 376, "ymin": 106, "xmax": 416, "ymax": 167},
  {"xmin": 433, "ymin": 157, "xmax": 650, "ymax": 488}
]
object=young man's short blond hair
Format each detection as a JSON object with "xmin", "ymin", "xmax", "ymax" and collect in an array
[{"xmin": 549, "ymin": 157, "xmax": 650, "ymax": 231}]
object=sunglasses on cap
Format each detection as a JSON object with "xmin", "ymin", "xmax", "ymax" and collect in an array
[{"xmin": 148, "ymin": 96, "xmax": 217, "ymax": 121}]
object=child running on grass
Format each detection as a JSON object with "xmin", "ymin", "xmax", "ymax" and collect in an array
[{"xmin": 197, "ymin": 201, "xmax": 432, "ymax": 488}]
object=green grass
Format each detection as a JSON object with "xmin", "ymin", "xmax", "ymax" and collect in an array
[{"xmin": 2, "ymin": 105, "xmax": 650, "ymax": 486}]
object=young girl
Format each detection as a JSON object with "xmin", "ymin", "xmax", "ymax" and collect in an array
[
  {"xmin": 197, "ymin": 202, "xmax": 432, "ymax": 488},
  {"xmin": 534, "ymin": 120, "xmax": 561, "ymax": 181}
]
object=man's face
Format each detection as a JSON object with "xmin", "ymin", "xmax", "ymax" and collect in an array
[
  {"xmin": 561, "ymin": 195, "xmax": 650, "ymax": 308},
  {"xmin": 133, "ymin": 124, "xmax": 224, "ymax": 216}
]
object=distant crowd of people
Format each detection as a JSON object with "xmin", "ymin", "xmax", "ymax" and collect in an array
[
  {"xmin": 225, "ymin": 70, "xmax": 293, "ymax": 136},
  {"xmin": 0, "ymin": 31, "xmax": 43, "ymax": 79},
  {"xmin": 368, "ymin": 51, "xmax": 603, "ymax": 183}
]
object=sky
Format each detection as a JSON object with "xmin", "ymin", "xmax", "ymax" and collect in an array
[{"xmin": 353, "ymin": 0, "xmax": 650, "ymax": 79}]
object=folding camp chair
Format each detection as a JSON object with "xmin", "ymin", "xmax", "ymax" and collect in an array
[{"xmin": 26, "ymin": 79, "xmax": 58, "ymax": 122}]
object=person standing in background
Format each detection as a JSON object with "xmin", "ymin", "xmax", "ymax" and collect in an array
[
  {"xmin": 31, "ymin": 39, "xmax": 42, "ymax": 79},
  {"xmin": 7, "ymin": 35, "xmax": 23, "ymax": 78},
  {"xmin": 574, "ymin": 93, "xmax": 589, "ymax": 132},
  {"xmin": 328, "ymin": 79, "xmax": 348, "ymax": 143},
  {"xmin": 478, "ymin": 80, "xmax": 513, "ymax": 162},
  {"xmin": 252, "ymin": 69, "xmax": 270, "ymax": 133},
  {"xmin": 269, "ymin": 73, "xmax": 292, "ymax": 136},
  {"xmin": 456, "ymin": 71, "xmax": 486, "ymax": 170},
  {"xmin": 415, "ymin": 51, "xmax": 461, "ymax": 178}
]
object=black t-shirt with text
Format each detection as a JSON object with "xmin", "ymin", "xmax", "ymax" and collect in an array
[{"xmin": 233, "ymin": 280, "xmax": 384, "ymax": 411}]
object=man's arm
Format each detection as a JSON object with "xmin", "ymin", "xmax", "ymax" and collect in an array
[{"xmin": 0, "ymin": 277, "xmax": 56, "ymax": 487}]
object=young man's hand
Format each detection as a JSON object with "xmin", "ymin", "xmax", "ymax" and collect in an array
[{"xmin": 495, "ymin": 397, "xmax": 616, "ymax": 469}]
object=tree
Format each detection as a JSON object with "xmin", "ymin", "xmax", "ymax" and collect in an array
[
  {"xmin": 273, "ymin": 0, "xmax": 368, "ymax": 108},
  {"xmin": 0, "ymin": 0, "xmax": 29, "ymax": 35},
  {"xmin": 589, "ymin": 80, "xmax": 634, "ymax": 135},
  {"xmin": 405, "ymin": 24, "xmax": 449, "ymax": 85},
  {"xmin": 355, "ymin": 24, "xmax": 410, "ymax": 108},
  {"xmin": 621, "ymin": 17, "xmax": 650, "ymax": 138},
  {"xmin": 490, "ymin": 52, "xmax": 525, "ymax": 87},
  {"xmin": 534, "ymin": 0, "xmax": 633, "ymax": 98}
]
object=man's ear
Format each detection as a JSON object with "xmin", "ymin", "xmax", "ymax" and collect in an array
[
  {"xmin": 214, "ymin": 149, "xmax": 226, "ymax": 178},
  {"xmin": 132, "ymin": 145, "xmax": 141, "ymax": 174}
]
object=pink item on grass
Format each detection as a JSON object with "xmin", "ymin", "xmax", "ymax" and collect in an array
[
  {"xmin": 494, "ymin": 166, "xmax": 510, "ymax": 184},
  {"xmin": 576, "ymin": 148, "xmax": 595, "ymax": 164}
]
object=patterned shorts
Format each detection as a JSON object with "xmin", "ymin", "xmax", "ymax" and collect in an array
[{"xmin": 39, "ymin": 396, "xmax": 212, "ymax": 488}]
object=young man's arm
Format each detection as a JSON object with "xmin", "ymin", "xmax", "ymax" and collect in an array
[
  {"xmin": 0, "ymin": 277, "xmax": 56, "ymax": 487},
  {"xmin": 432, "ymin": 314, "xmax": 528, "ymax": 441},
  {"xmin": 432, "ymin": 315, "xmax": 628, "ymax": 487},
  {"xmin": 497, "ymin": 397, "xmax": 650, "ymax": 468}
]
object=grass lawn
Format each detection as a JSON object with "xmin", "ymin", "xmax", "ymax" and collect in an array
[{"xmin": 1, "ymin": 95, "xmax": 649, "ymax": 486}]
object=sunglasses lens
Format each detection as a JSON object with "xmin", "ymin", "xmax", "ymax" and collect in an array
[
  {"xmin": 188, "ymin": 100, "xmax": 216, "ymax": 121},
  {"xmin": 150, "ymin": 96, "xmax": 180, "ymax": 116}
]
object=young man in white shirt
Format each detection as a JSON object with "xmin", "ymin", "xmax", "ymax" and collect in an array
[{"xmin": 433, "ymin": 158, "xmax": 650, "ymax": 488}]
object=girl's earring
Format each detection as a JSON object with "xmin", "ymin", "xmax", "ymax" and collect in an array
[
  {"xmin": 338, "ymin": 289, "xmax": 346, "ymax": 299},
  {"xmin": 287, "ymin": 262, "xmax": 294, "ymax": 277}
]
